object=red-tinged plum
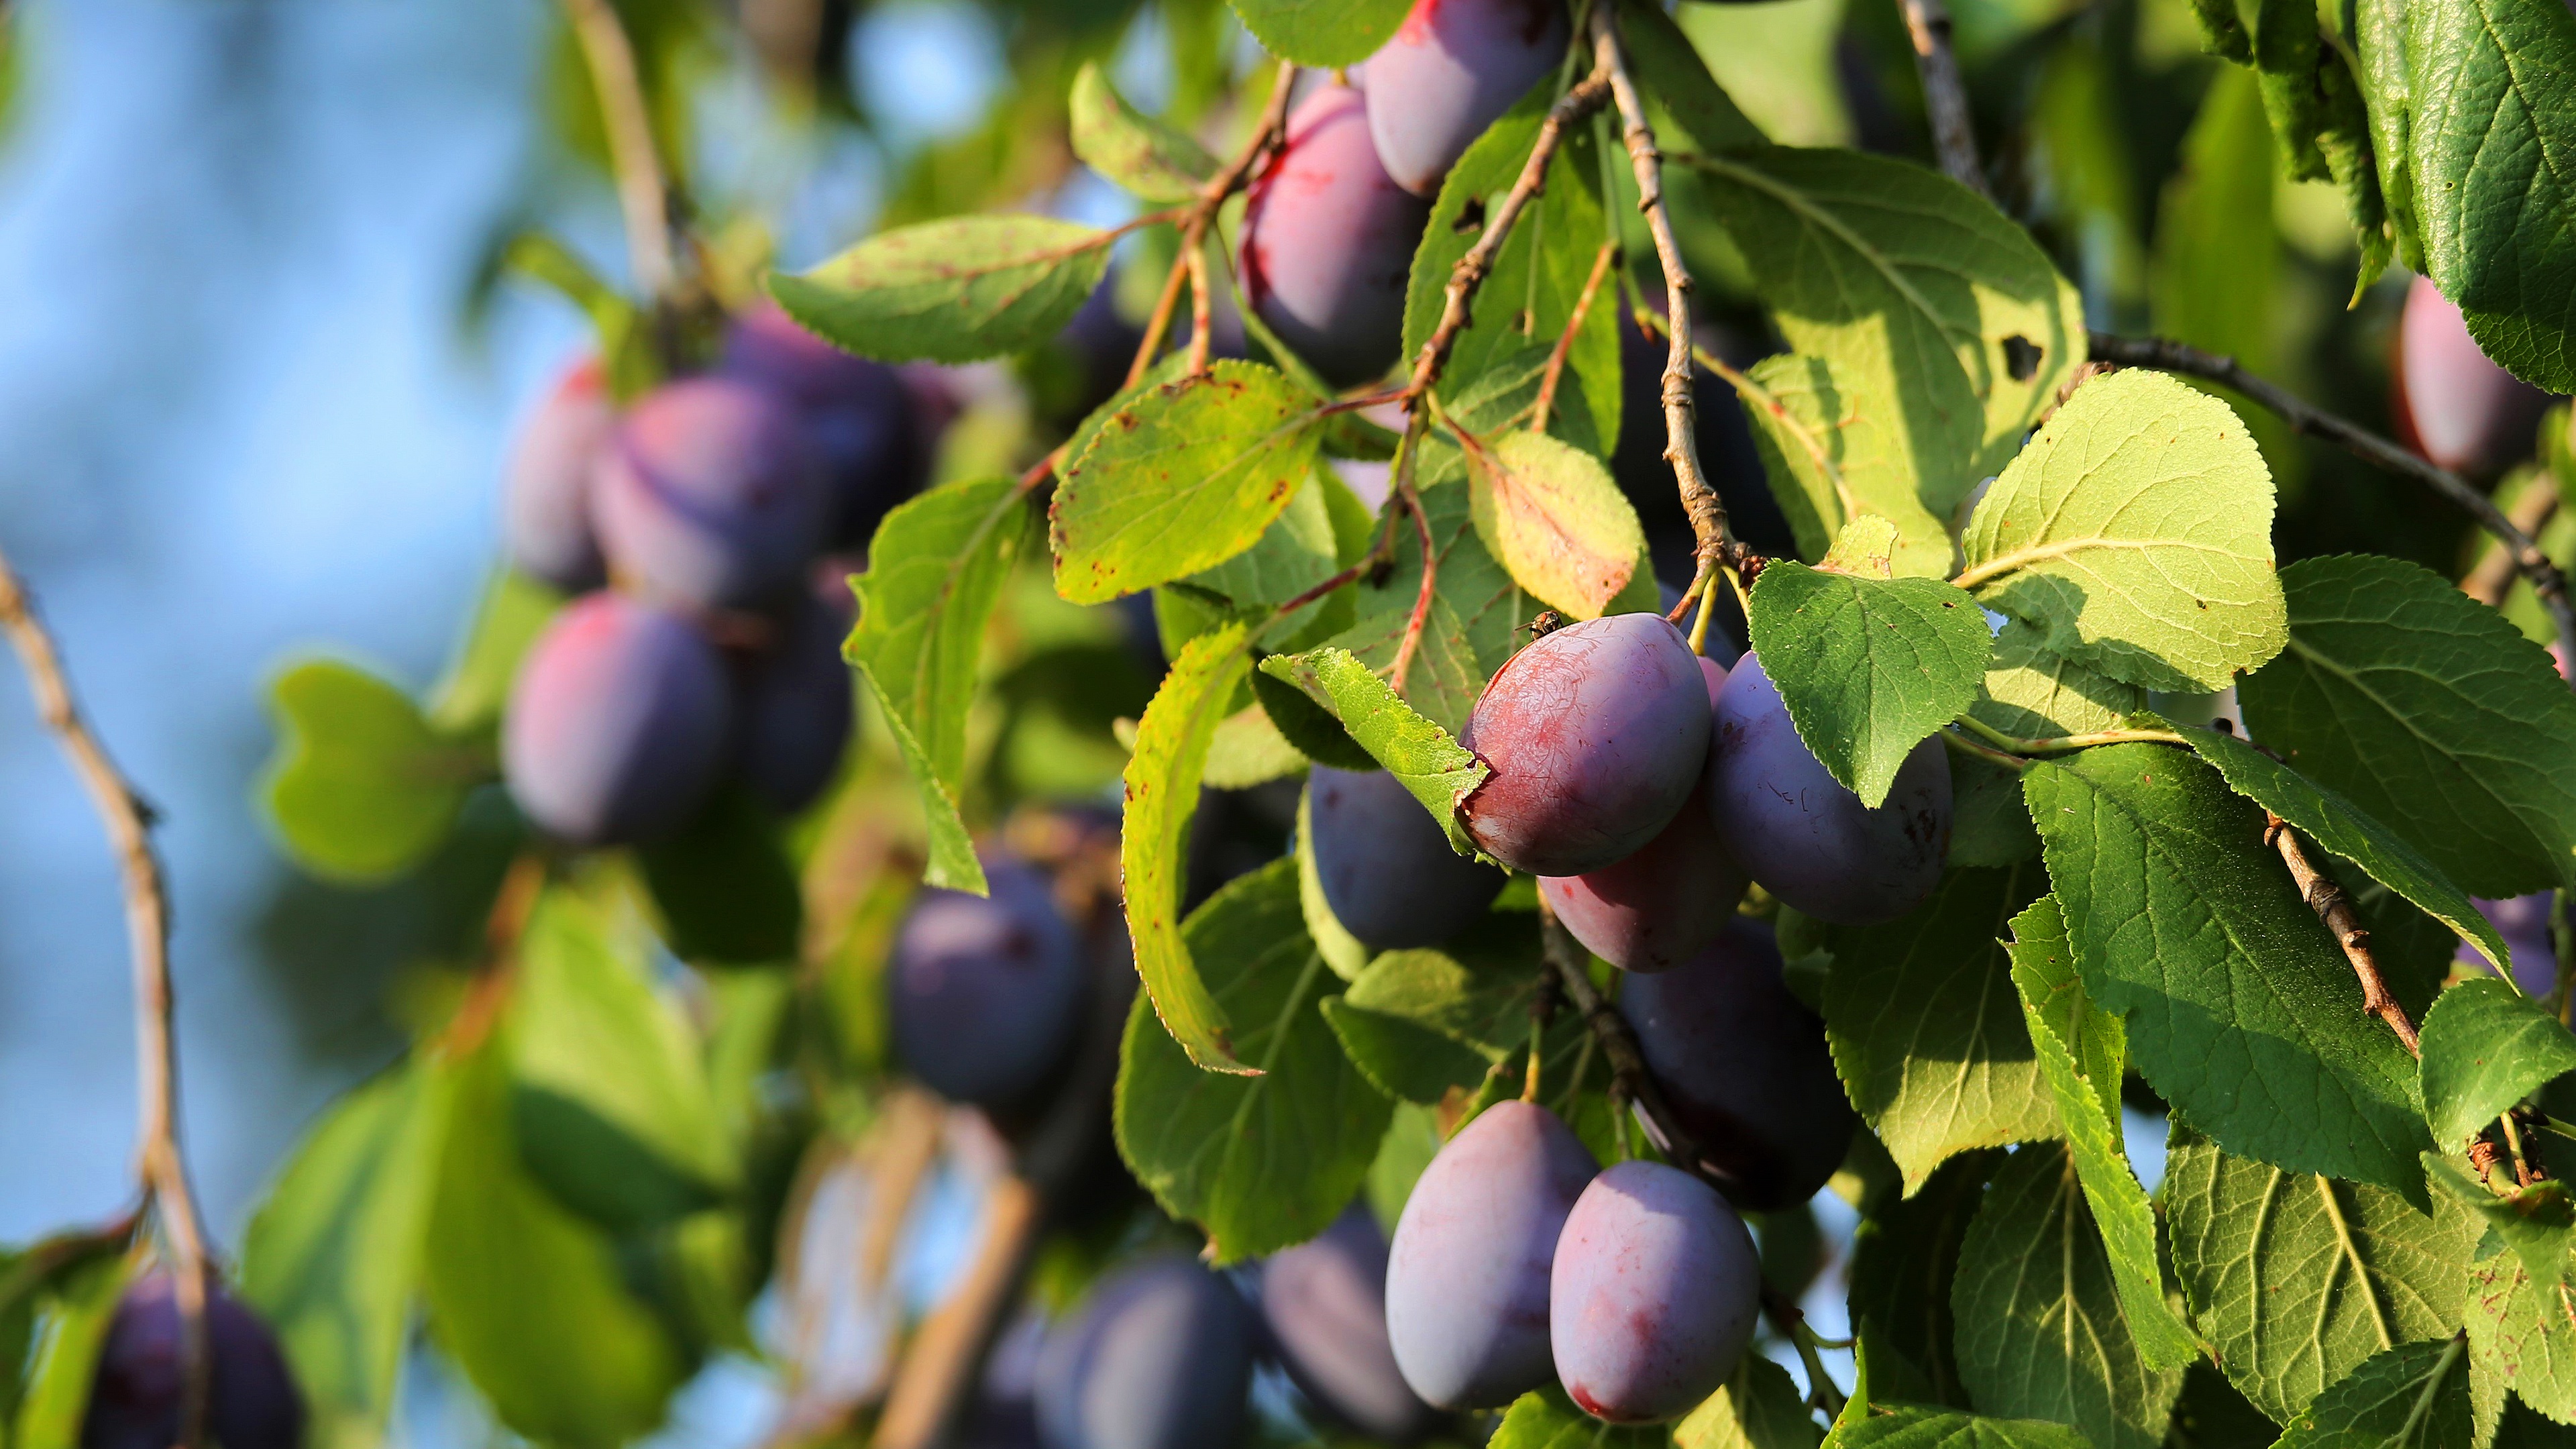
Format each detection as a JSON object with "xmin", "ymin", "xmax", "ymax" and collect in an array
[
  {"xmin": 1309, "ymin": 765, "xmax": 1506, "ymax": 948},
  {"xmin": 1460, "ymin": 614, "xmax": 1712, "ymax": 876},
  {"xmin": 83, "ymin": 1274, "xmax": 306, "ymax": 1449},
  {"xmin": 504, "ymin": 593, "xmax": 733, "ymax": 847},
  {"xmin": 1623, "ymin": 919, "xmax": 1856, "ymax": 1210},
  {"xmin": 1548, "ymin": 1160, "xmax": 1760, "ymax": 1424},
  {"xmin": 890, "ymin": 854, "xmax": 1087, "ymax": 1108},
  {"xmin": 736, "ymin": 594, "xmax": 855, "ymax": 816},
  {"xmin": 1239, "ymin": 84, "xmax": 1432, "ymax": 389},
  {"xmin": 1538, "ymin": 656, "xmax": 1747, "ymax": 971},
  {"xmin": 1707, "ymin": 653, "xmax": 1948, "ymax": 924},
  {"xmin": 593, "ymin": 376, "xmax": 829, "ymax": 610},
  {"xmin": 1034, "ymin": 1257, "xmax": 1255, "ymax": 1449},
  {"xmin": 1385, "ymin": 1099, "xmax": 1599, "ymax": 1408},
  {"xmin": 1362, "ymin": 0, "xmax": 1570, "ymax": 197},
  {"xmin": 2396, "ymin": 275, "xmax": 2553, "ymax": 478},
  {"xmin": 722, "ymin": 303, "xmax": 932, "ymax": 548},
  {"xmin": 502, "ymin": 356, "xmax": 614, "ymax": 591},
  {"xmin": 1260, "ymin": 1205, "xmax": 1440, "ymax": 1442}
]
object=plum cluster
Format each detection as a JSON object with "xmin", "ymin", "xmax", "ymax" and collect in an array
[
  {"xmin": 81, "ymin": 1274, "xmax": 305, "ymax": 1449},
  {"xmin": 499, "ymin": 307, "xmax": 945, "ymax": 847},
  {"xmin": 888, "ymin": 849, "xmax": 1093, "ymax": 1114}
]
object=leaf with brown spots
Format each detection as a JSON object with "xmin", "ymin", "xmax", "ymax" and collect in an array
[
  {"xmin": 1456, "ymin": 427, "xmax": 1644, "ymax": 621},
  {"xmin": 769, "ymin": 214, "xmax": 1113, "ymax": 363}
]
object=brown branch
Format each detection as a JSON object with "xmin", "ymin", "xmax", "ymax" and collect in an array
[
  {"xmin": 1184, "ymin": 236, "xmax": 1216, "ymax": 375},
  {"xmin": 2263, "ymin": 813, "xmax": 2421, "ymax": 1055},
  {"xmin": 1122, "ymin": 60, "xmax": 1298, "ymax": 390},
  {"xmin": 1533, "ymin": 240, "xmax": 1618, "ymax": 437},
  {"xmin": 2465, "ymin": 472, "xmax": 2562, "ymax": 607},
  {"xmin": 871, "ymin": 1173, "xmax": 1044, "ymax": 1449},
  {"xmin": 1534, "ymin": 896, "xmax": 1707, "ymax": 1169},
  {"xmin": 0, "ymin": 547, "xmax": 209, "ymax": 1448},
  {"xmin": 1896, "ymin": 0, "xmax": 1986, "ymax": 197},
  {"xmin": 559, "ymin": 0, "xmax": 677, "ymax": 299},
  {"xmin": 1387, "ymin": 415, "xmax": 1442, "ymax": 693},
  {"xmin": 2090, "ymin": 332, "xmax": 2576, "ymax": 674}
]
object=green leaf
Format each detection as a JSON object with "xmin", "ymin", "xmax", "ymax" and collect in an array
[
  {"xmin": 1824, "ymin": 863, "xmax": 2055, "ymax": 1192},
  {"xmin": 1187, "ymin": 461, "xmax": 1355, "ymax": 651},
  {"xmin": 1676, "ymin": 1354, "xmax": 1826, "ymax": 1449},
  {"xmin": 262, "ymin": 659, "xmax": 480, "ymax": 884},
  {"xmin": 1124, "ymin": 623, "xmax": 1258, "ymax": 1073},
  {"xmin": 769, "ymin": 215, "xmax": 1112, "ymax": 364},
  {"xmin": 1458, "ymin": 427, "xmax": 1646, "ymax": 621},
  {"xmin": 507, "ymin": 890, "xmax": 737, "ymax": 1232},
  {"xmin": 1850, "ymin": 1150, "xmax": 2004, "ymax": 1409},
  {"xmin": 1951, "ymin": 1143, "xmax": 2188, "ymax": 1449},
  {"xmin": 1318, "ymin": 477, "xmax": 1531, "ymax": 738},
  {"xmin": 2237, "ymin": 554, "xmax": 2576, "ymax": 898},
  {"xmin": 239, "ymin": 1059, "xmax": 455, "ymax": 1449},
  {"xmin": 2273, "ymin": 1336, "xmax": 2474, "ymax": 1449},
  {"xmin": 1295, "ymin": 779, "xmax": 1373, "ymax": 981},
  {"xmin": 427, "ymin": 567, "xmax": 560, "ymax": 735},
  {"xmin": 1257, "ymin": 647, "xmax": 1490, "ymax": 857},
  {"xmin": 1493, "ymin": 1385, "xmax": 1674, "ymax": 1449},
  {"xmin": 2425, "ymin": 1155, "xmax": 2576, "ymax": 1297},
  {"xmin": 1683, "ymin": 146, "xmax": 2086, "ymax": 521},
  {"xmin": 847, "ymin": 474, "xmax": 1034, "ymax": 894},
  {"xmin": 2026, "ymin": 745, "xmax": 2432, "ymax": 1200},
  {"xmin": 2464, "ymin": 1234, "xmax": 2576, "ymax": 1426},
  {"xmin": 2404, "ymin": 0, "xmax": 2576, "ymax": 393},
  {"xmin": 1067, "ymin": 62, "xmax": 1215, "ymax": 203},
  {"xmin": 1323, "ymin": 920, "xmax": 1548, "ymax": 1103},
  {"xmin": 1749, "ymin": 553, "xmax": 1992, "ymax": 808},
  {"xmin": 2004, "ymin": 896, "xmax": 2199, "ymax": 1372},
  {"xmin": 1955, "ymin": 368, "xmax": 2286, "ymax": 693},
  {"xmin": 1733, "ymin": 354, "xmax": 1948, "ymax": 574},
  {"xmin": 1973, "ymin": 623, "xmax": 2144, "ymax": 740},
  {"xmin": 425, "ymin": 1038, "xmax": 687, "ymax": 1449},
  {"xmin": 636, "ymin": 785, "xmax": 802, "ymax": 966},
  {"xmin": 1051, "ymin": 362, "xmax": 1327, "ymax": 605},
  {"xmin": 1113, "ymin": 861, "xmax": 1393, "ymax": 1260},
  {"xmin": 1224, "ymin": 0, "xmax": 1411, "ymax": 67},
  {"xmin": 2421, "ymin": 979, "xmax": 2576, "ymax": 1148},
  {"xmin": 1616, "ymin": 0, "xmax": 1766, "ymax": 154},
  {"xmin": 2162, "ymin": 1124, "xmax": 2480, "ymax": 1425},
  {"xmin": 1821, "ymin": 1403, "xmax": 2095, "ymax": 1449},
  {"xmin": 13, "ymin": 1249, "xmax": 133, "ymax": 1449},
  {"xmin": 2151, "ymin": 66, "xmax": 2282, "ymax": 389},
  {"xmin": 2180, "ymin": 725, "xmax": 2509, "ymax": 977}
]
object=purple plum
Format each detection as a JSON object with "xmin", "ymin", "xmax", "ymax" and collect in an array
[
  {"xmin": 722, "ymin": 303, "xmax": 935, "ymax": 548},
  {"xmin": 1034, "ymin": 1257, "xmax": 1254, "ymax": 1449},
  {"xmin": 1240, "ymin": 84, "xmax": 1432, "ymax": 389},
  {"xmin": 1549, "ymin": 1160, "xmax": 1760, "ymax": 1423},
  {"xmin": 592, "ymin": 376, "xmax": 829, "ymax": 610},
  {"xmin": 1259, "ymin": 1205, "xmax": 1439, "ymax": 1442},
  {"xmin": 504, "ymin": 592, "xmax": 734, "ymax": 847},
  {"xmin": 501, "ymin": 356, "xmax": 614, "ymax": 592},
  {"xmin": 1309, "ymin": 766, "xmax": 1506, "ymax": 949},
  {"xmin": 82, "ymin": 1274, "xmax": 305, "ymax": 1449},
  {"xmin": 888, "ymin": 853, "xmax": 1087, "ymax": 1108},
  {"xmin": 2396, "ymin": 275, "xmax": 2553, "ymax": 479},
  {"xmin": 1362, "ymin": 0, "xmax": 1570, "ymax": 197},
  {"xmin": 735, "ymin": 593, "xmax": 855, "ymax": 816}
]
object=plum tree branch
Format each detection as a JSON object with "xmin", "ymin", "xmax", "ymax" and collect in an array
[
  {"xmin": 1125, "ymin": 60, "xmax": 1297, "ymax": 390},
  {"xmin": 2089, "ymin": 332, "xmax": 2576, "ymax": 673},
  {"xmin": 0, "ymin": 543, "xmax": 209, "ymax": 1449},
  {"xmin": 1896, "ymin": 0, "xmax": 1987, "ymax": 197},
  {"xmin": 559, "ymin": 0, "xmax": 678, "ymax": 300},
  {"xmin": 2261, "ymin": 813, "xmax": 2422, "ymax": 1055},
  {"xmin": 2465, "ymin": 472, "xmax": 2561, "ymax": 607}
]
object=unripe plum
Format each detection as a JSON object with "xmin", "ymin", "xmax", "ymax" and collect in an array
[
  {"xmin": 1260, "ymin": 1205, "xmax": 1439, "ymax": 1442},
  {"xmin": 502, "ymin": 356, "xmax": 613, "ymax": 591},
  {"xmin": 1460, "ymin": 614, "xmax": 1712, "ymax": 876},
  {"xmin": 1034, "ymin": 1257, "xmax": 1254, "ymax": 1449},
  {"xmin": 593, "ymin": 376, "xmax": 829, "ymax": 610},
  {"xmin": 1622, "ymin": 919, "xmax": 1856, "ymax": 1210},
  {"xmin": 1363, "ymin": 0, "xmax": 1570, "ymax": 197},
  {"xmin": 1538, "ymin": 656, "xmax": 1746, "ymax": 970},
  {"xmin": 889, "ymin": 854, "xmax": 1087, "ymax": 1108},
  {"xmin": 1385, "ymin": 1099, "xmax": 1599, "ymax": 1409},
  {"xmin": 722, "ymin": 304, "xmax": 930, "ymax": 548},
  {"xmin": 736, "ymin": 594, "xmax": 855, "ymax": 816},
  {"xmin": 82, "ymin": 1273, "xmax": 306, "ymax": 1449},
  {"xmin": 1548, "ymin": 1160, "xmax": 1760, "ymax": 1424},
  {"xmin": 2396, "ymin": 275, "xmax": 2552, "ymax": 479},
  {"xmin": 1309, "ymin": 766, "xmax": 1506, "ymax": 948},
  {"xmin": 1239, "ymin": 84, "xmax": 1432, "ymax": 389},
  {"xmin": 504, "ymin": 592, "xmax": 734, "ymax": 847},
  {"xmin": 1707, "ymin": 653, "xmax": 1948, "ymax": 924}
]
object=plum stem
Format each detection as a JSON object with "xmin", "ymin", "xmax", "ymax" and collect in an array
[
  {"xmin": 1774, "ymin": 1295, "xmax": 1849, "ymax": 1417},
  {"xmin": 1124, "ymin": 60, "xmax": 1299, "ymax": 392},
  {"xmin": 560, "ymin": 0, "xmax": 679, "ymax": 301},
  {"xmin": 2089, "ymin": 332, "xmax": 2576, "ymax": 682},
  {"xmin": 2260, "ymin": 812, "xmax": 2422, "ymax": 1055},
  {"xmin": 1895, "ymin": 0, "xmax": 1988, "ymax": 198},
  {"xmin": 0, "ymin": 543, "xmax": 211, "ymax": 1449}
]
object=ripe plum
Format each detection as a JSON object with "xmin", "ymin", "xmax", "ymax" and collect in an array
[
  {"xmin": 593, "ymin": 376, "xmax": 828, "ymax": 610},
  {"xmin": 1034, "ymin": 1257, "xmax": 1254, "ymax": 1449},
  {"xmin": 735, "ymin": 594, "xmax": 855, "ymax": 816},
  {"xmin": 889, "ymin": 854, "xmax": 1087, "ymax": 1108},
  {"xmin": 504, "ymin": 593, "xmax": 734, "ymax": 846},
  {"xmin": 722, "ymin": 304, "xmax": 930, "ymax": 548},
  {"xmin": 1239, "ymin": 85, "xmax": 1432, "ymax": 389},
  {"xmin": 82, "ymin": 1274, "xmax": 305, "ymax": 1449},
  {"xmin": 1548, "ymin": 1160, "xmax": 1760, "ymax": 1423},
  {"xmin": 1363, "ymin": 0, "xmax": 1570, "ymax": 197},
  {"xmin": 2395, "ymin": 276, "xmax": 2552, "ymax": 479},
  {"xmin": 1308, "ymin": 766, "xmax": 1505, "ymax": 948},
  {"xmin": 1259, "ymin": 1205, "xmax": 1439, "ymax": 1442},
  {"xmin": 502, "ymin": 356, "xmax": 613, "ymax": 591}
]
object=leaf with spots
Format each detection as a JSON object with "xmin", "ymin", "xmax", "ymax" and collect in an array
[
  {"xmin": 1458, "ymin": 427, "xmax": 1646, "ymax": 621},
  {"xmin": 771, "ymin": 215, "xmax": 1114, "ymax": 364},
  {"xmin": 1124, "ymin": 624, "xmax": 1258, "ymax": 1073}
]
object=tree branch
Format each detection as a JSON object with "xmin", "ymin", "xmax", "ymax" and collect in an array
[
  {"xmin": 1895, "ymin": 0, "xmax": 1986, "ymax": 197},
  {"xmin": 1124, "ymin": 60, "xmax": 1297, "ymax": 390},
  {"xmin": 2465, "ymin": 472, "xmax": 2561, "ymax": 608},
  {"xmin": 2262, "ymin": 813, "xmax": 2421, "ymax": 1055},
  {"xmin": 0, "ymin": 545, "xmax": 209, "ymax": 1448},
  {"xmin": 559, "ymin": 0, "xmax": 677, "ymax": 299}
]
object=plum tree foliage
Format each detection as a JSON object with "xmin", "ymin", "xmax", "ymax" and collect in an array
[{"xmin": 19, "ymin": 0, "xmax": 2576, "ymax": 1447}]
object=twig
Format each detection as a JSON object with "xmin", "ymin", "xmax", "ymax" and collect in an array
[
  {"xmin": 1631, "ymin": 297, "xmax": 1856, "ymax": 530},
  {"xmin": 2090, "ymin": 332, "xmax": 2576, "ymax": 672},
  {"xmin": 1531, "ymin": 240, "xmax": 1619, "ymax": 437},
  {"xmin": 2263, "ymin": 813, "xmax": 2420, "ymax": 1055},
  {"xmin": 0, "ymin": 546, "xmax": 209, "ymax": 1449},
  {"xmin": 1896, "ymin": 0, "xmax": 1986, "ymax": 197},
  {"xmin": 871, "ymin": 1173, "xmax": 1044, "ymax": 1449},
  {"xmin": 2465, "ymin": 473, "xmax": 2561, "ymax": 607},
  {"xmin": 559, "ymin": 0, "xmax": 677, "ymax": 299},
  {"xmin": 1123, "ymin": 60, "xmax": 1298, "ymax": 390},
  {"xmin": 1768, "ymin": 1287, "xmax": 1848, "ymax": 1417},
  {"xmin": 1183, "ymin": 235, "xmax": 1216, "ymax": 376},
  {"xmin": 1534, "ymin": 896, "xmax": 1707, "ymax": 1169}
]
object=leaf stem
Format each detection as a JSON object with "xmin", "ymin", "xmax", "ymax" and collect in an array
[
  {"xmin": 2261, "ymin": 813, "xmax": 2421, "ymax": 1055},
  {"xmin": 1950, "ymin": 713, "xmax": 2188, "ymax": 755},
  {"xmin": 1122, "ymin": 61, "xmax": 1297, "ymax": 392},
  {"xmin": 1940, "ymin": 724, "xmax": 2030, "ymax": 771},
  {"xmin": 1532, "ymin": 239, "xmax": 1619, "ymax": 437},
  {"xmin": 1779, "ymin": 1301, "xmax": 1849, "ymax": 1418},
  {"xmin": 1894, "ymin": 0, "xmax": 1986, "ymax": 197}
]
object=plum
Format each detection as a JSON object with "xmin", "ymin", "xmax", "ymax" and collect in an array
[
  {"xmin": 504, "ymin": 592, "xmax": 734, "ymax": 847},
  {"xmin": 735, "ymin": 594, "xmax": 855, "ymax": 816},
  {"xmin": 1260, "ymin": 1205, "xmax": 1440, "ymax": 1442},
  {"xmin": 1538, "ymin": 655, "xmax": 1746, "ymax": 970},
  {"xmin": 82, "ymin": 1273, "xmax": 305, "ymax": 1449},
  {"xmin": 1363, "ymin": 0, "xmax": 1570, "ymax": 197},
  {"xmin": 1034, "ymin": 1257, "xmax": 1254, "ymax": 1449},
  {"xmin": 1239, "ymin": 84, "xmax": 1432, "ymax": 389},
  {"xmin": 1308, "ymin": 766, "xmax": 1506, "ymax": 948},
  {"xmin": 2395, "ymin": 276, "xmax": 2553, "ymax": 479},
  {"xmin": 889, "ymin": 854, "xmax": 1087, "ymax": 1108},
  {"xmin": 1622, "ymin": 919, "xmax": 1856, "ymax": 1210},
  {"xmin": 722, "ymin": 303, "xmax": 932, "ymax": 548},
  {"xmin": 502, "ymin": 356, "xmax": 614, "ymax": 592},
  {"xmin": 2461, "ymin": 894, "xmax": 2559, "ymax": 997},
  {"xmin": 1385, "ymin": 1099, "xmax": 1599, "ymax": 1408},
  {"xmin": 592, "ymin": 376, "xmax": 829, "ymax": 610},
  {"xmin": 1460, "ymin": 614, "xmax": 1712, "ymax": 876},
  {"xmin": 1707, "ymin": 652, "xmax": 1948, "ymax": 924},
  {"xmin": 1548, "ymin": 1160, "xmax": 1760, "ymax": 1424}
]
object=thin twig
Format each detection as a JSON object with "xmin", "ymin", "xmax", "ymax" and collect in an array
[
  {"xmin": 1896, "ymin": 0, "xmax": 1986, "ymax": 197},
  {"xmin": 2465, "ymin": 473, "xmax": 2561, "ymax": 607},
  {"xmin": 1184, "ymin": 235, "xmax": 1216, "ymax": 376},
  {"xmin": 559, "ymin": 0, "xmax": 677, "ymax": 299},
  {"xmin": 2090, "ymin": 332, "xmax": 2576, "ymax": 672},
  {"xmin": 1532, "ymin": 240, "xmax": 1619, "ymax": 437},
  {"xmin": 871, "ymin": 1173, "xmax": 1044, "ymax": 1449},
  {"xmin": 0, "ymin": 547, "xmax": 208, "ymax": 1449},
  {"xmin": 1123, "ymin": 60, "xmax": 1298, "ymax": 391},
  {"xmin": 2263, "ymin": 813, "xmax": 2421, "ymax": 1055}
]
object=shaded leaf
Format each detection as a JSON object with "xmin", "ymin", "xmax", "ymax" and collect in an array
[
  {"xmin": 1617, "ymin": 0, "xmax": 1766, "ymax": 154},
  {"xmin": 1319, "ymin": 478, "xmax": 1531, "ymax": 737},
  {"xmin": 1849, "ymin": 1149, "xmax": 2004, "ymax": 1409},
  {"xmin": 2420, "ymin": 979, "xmax": 2576, "ymax": 1148},
  {"xmin": 637, "ymin": 785, "xmax": 802, "ymax": 965},
  {"xmin": 2272, "ymin": 1336, "xmax": 2473, "ymax": 1449},
  {"xmin": 771, "ymin": 215, "xmax": 1112, "ymax": 364},
  {"xmin": 1294, "ymin": 778, "xmax": 1373, "ymax": 981}
]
